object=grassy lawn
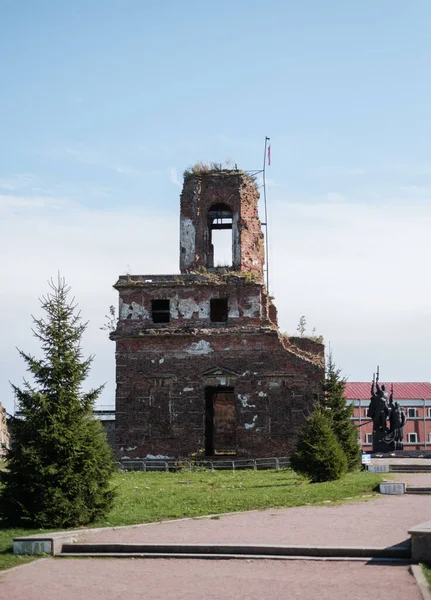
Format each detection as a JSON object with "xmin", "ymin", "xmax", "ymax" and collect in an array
[
  {"xmin": 0, "ymin": 468, "xmax": 382, "ymax": 571},
  {"xmin": 421, "ymin": 563, "xmax": 431, "ymax": 588}
]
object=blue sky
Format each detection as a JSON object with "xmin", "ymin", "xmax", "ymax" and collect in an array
[{"xmin": 1, "ymin": 1, "xmax": 431, "ymax": 413}]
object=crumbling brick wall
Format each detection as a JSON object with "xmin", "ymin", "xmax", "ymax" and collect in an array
[
  {"xmin": 114, "ymin": 330, "xmax": 323, "ymax": 459},
  {"xmin": 112, "ymin": 167, "xmax": 325, "ymax": 460},
  {"xmin": 179, "ymin": 171, "xmax": 264, "ymax": 278}
]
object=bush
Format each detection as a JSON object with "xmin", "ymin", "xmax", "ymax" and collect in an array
[
  {"xmin": 321, "ymin": 356, "xmax": 361, "ymax": 472},
  {"xmin": 291, "ymin": 407, "xmax": 348, "ymax": 482},
  {"xmin": 0, "ymin": 276, "xmax": 115, "ymax": 528}
]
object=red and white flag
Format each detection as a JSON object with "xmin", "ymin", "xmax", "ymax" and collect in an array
[{"xmin": 267, "ymin": 144, "xmax": 271, "ymax": 166}]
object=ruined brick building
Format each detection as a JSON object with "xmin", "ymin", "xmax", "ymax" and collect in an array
[{"xmin": 111, "ymin": 168, "xmax": 324, "ymax": 459}]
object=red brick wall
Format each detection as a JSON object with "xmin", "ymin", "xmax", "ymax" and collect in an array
[
  {"xmin": 179, "ymin": 171, "xmax": 264, "ymax": 278},
  {"xmin": 114, "ymin": 330, "xmax": 323, "ymax": 459}
]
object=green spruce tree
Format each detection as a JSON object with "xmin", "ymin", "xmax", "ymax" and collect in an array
[
  {"xmin": 0, "ymin": 276, "xmax": 115, "ymax": 528},
  {"xmin": 290, "ymin": 406, "xmax": 348, "ymax": 482},
  {"xmin": 321, "ymin": 354, "xmax": 361, "ymax": 472}
]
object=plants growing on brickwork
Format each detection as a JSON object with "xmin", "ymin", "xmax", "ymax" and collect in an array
[
  {"xmin": 291, "ymin": 316, "xmax": 324, "ymax": 343},
  {"xmin": 291, "ymin": 354, "xmax": 360, "ymax": 482},
  {"xmin": 297, "ymin": 315, "xmax": 307, "ymax": 337},
  {"xmin": 100, "ymin": 305, "xmax": 117, "ymax": 332},
  {"xmin": 183, "ymin": 161, "xmax": 258, "ymax": 188},
  {"xmin": 0, "ymin": 276, "xmax": 115, "ymax": 528}
]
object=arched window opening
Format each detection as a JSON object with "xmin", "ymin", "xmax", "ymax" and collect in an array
[{"xmin": 208, "ymin": 203, "xmax": 233, "ymax": 267}]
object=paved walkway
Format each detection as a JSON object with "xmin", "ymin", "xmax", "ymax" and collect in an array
[
  {"xmin": 1, "ymin": 473, "xmax": 429, "ymax": 600},
  {"xmin": 0, "ymin": 558, "xmax": 422, "ymax": 600},
  {"xmin": 77, "ymin": 483, "xmax": 429, "ymax": 549}
]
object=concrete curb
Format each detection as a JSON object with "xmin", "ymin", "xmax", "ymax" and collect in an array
[
  {"xmin": 60, "ymin": 542, "xmax": 411, "ymax": 560},
  {"xmin": 57, "ymin": 552, "xmax": 412, "ymax": 563},
  {"xmin": 411, "ymin": 565, "xmax": 431, "ymax": 600},
  {"xmin": 13, "ymin": 509, "xmax": 260, "ymax": 556}
]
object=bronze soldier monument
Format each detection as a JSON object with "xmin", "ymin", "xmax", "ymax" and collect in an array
[{"xmin": 367, "ymin": 367, "xmax": 405, "ymax": 453}]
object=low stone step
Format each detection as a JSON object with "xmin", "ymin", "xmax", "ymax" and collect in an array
[
  {"xmin": 406, "ymin": 487, "xmax": 431, "ymax": 494},
  {"xmin": 56, "ymin": 552, "xmax": 411, "ymax": 563},
  {"xmin": 60, "ymin": 542, "xmax": 411, "ymax": 560},
  {"xmin": 391, "ymin": 466, "xmax": 431, "ymax": 473}
]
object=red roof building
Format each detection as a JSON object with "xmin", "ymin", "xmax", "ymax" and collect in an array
[{"xmin": 345, "ymin": 382, "xmax": 431, "ymax": 451}]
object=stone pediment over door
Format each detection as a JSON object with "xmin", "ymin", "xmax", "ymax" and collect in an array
[
  {"xmin": 200, "ymin": 366, "xmax": 241, "ymax": 378},
  {"xmin": 200, "ymin": 366, "xmax": 240, "ymax": 387}
]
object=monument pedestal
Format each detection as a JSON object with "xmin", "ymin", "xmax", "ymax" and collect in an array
[{"xmin": 373, "ymin": 430, "xmax": 395, "ymax": 453}]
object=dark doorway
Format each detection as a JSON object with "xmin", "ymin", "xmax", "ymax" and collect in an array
[{"xmin": 205, "ymin": 387, "xmax": 236, "ymax": 456}]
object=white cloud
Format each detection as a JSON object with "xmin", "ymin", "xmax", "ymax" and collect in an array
[
  {"xmin": 169, "ymin": 167, "xmax": 182, "ymax": 187},
  {"xmin": 0, "ymin": 173, "xmax": 38, "ymax": 192},
  {"xmin": 2, "ymin": 194, "xmax": 431, "ymax": 415},
  {"xmin": 113, "ymin": 165, "xmax": 144, "ymax": 176},
  {"xmin": 0, "ymin": 201, "xmax": 178, "ymax": 415},
  {"xmin": 269, "ymin": 201, "xmax": 431, "ymax": 382}
]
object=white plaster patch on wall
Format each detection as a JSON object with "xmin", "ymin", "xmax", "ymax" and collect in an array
[
  {"xmin": 257, "ymin": 391, "xmax": 267, "ymax": 397},
  {"xmin": 170, "ymin": 295, "xmax": 179, "ymax": 319},
  {"xmin": 238, "ymin": 394, "xmax": 256, "ymax": 408},
  {"xmin": 120, "ymin": 299, "xmax": 148, "ymax": 320},
  {"xmin": 228, "ymin": 296, "xmax": 240, "ymax": 319},
  {"xmin": 180, "ymin": 216, "xmax": 196, "ymax": 268},
  {"xmin": 178, "ymin": 297, "xmax": 200, "ymax": 319},
  {"xmin": 159, "ymin": 358, "xmax": 164, "ymax": 364},
  {"xmin": 199, "ymin": 300, "xmax": 211, "ymax": 318},
  {"xmin": 185, "ymin": 340, "xmax": 213, "ymax": 355},
  {"xmin": 183, "ymin": 387, "xmax": 194, "ymax": 392},
  {"xmin": 232, "ymin": 212, "xmax": 240, "ymax": 267},
  {"xmin": 245, "ymin": 415, "xmax": 258, "ymax": 429},
  {"xmin": 268, "ymin": 381, "xmax": 280, "ymax": 387},
  {"xmin": 243, "ymin": 295, "xmax": 261, "ymax": 318},
  {"xmin": 145, "ymin": 454, "xmax": 172, "ymax": 460}
]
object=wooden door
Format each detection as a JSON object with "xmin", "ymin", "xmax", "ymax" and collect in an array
[{"xmin": 213, "ymin": 390, "xmax": 236, "ymax": 455}]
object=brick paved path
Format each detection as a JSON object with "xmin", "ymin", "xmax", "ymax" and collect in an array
[
  {"xmin": 1, "ymin": 473, "xmax": 429, "ymax": 599},
  {"xmin": 0, "ymin": 558, "xmax": 422, "ymax": 600}
]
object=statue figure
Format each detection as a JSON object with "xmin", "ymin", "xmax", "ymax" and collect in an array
[
  {"xmin": 367, "ymin": 371, "xmax": 389, "ymax": 432},
  {"xmin": 392, "ymin": 402, "xmax": 406, "ymax": 449}
]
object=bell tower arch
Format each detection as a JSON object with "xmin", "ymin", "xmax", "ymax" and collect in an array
[{"xmin": 179, "ymin": 169, "xmax": 264, "ymax": 279}]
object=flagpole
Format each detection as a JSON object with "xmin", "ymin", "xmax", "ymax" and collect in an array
[{"xmin": 262, "ymin": 136, "xmax": 270, "ymax": 293}]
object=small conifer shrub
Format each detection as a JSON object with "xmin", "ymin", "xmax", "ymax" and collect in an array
[
  {"xmin": 0, "ymin": 276, "xmax": 115, "ymax": 528},
  {"xmin": 290, "ymin": 407, "xmax": 348, "ymax": 482},
  {"xmin": 321, "ymin": 355, "xmax": 361, "ymax": 472}
]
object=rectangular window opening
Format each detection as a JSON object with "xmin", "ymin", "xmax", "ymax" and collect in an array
[
  {"xmin": 210, "ymin": 298, "xmax": 228, "ymax": 322},
  {"xmin": 365, "ymin": 433, "xmax": 373, "ymax": 444},
  {"xmin": 407, "ymin": 408, "xmax": 418, "ymax": 418},
  {"xmin": 408, "ymin": 433, "xmax": 418, "ymax": 443},
  {"xmin": 152, "ymin": 299, "xmax": 170, "ymax": 323}
]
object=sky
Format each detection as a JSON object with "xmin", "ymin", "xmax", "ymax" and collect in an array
[{"xmin": 1, "ymin": 1, "xmax": 431, "ymax": 414}]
